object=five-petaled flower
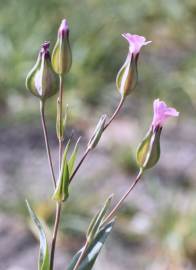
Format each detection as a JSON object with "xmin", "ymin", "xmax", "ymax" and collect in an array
[{"xmin": 152, "ymin": 99, "xmax": 179, "ymax": 130}]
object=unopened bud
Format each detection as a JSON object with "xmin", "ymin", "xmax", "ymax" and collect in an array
[
  {"xmin": 88, "ymin": 115, "xmax": 107, "ymax": 150},
  {"xmin": 26, "ymin": 41, "xmax": 59, "ymax": 101},
  {"xmin": 51, "ymin": 19, "xmax": 72, "ymax": 75}
]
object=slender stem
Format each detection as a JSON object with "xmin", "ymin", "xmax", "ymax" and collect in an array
[
  {"xmin": 63, "ymin": 97, "xmax": 126, "ymax": 270},
  {"xmin": 58, "ymin": 74, "xmax": 64, "ymax": 170},
  {"xmin": 103, "ymin": 96, "xmax": 125, "ymax": 130},
  {"xmin": 69, "ymin": 148, "xmax": 91, "ymax": 183},
  {"xmin": 50, "ymin": 202, "xmax": 62, "ymax": 270},
  {"xmin": 40, "ymin": 101, "xmax": 56, "ymax": 188},
  {"xmin": 103, "ymin": 169, "xmax": 143, "ymax": 224},
  {"xmin": 69, "ymin": 97, "xmax": 125, "ymax": 184},
  {"xmin": 50, "ymin": 74, "xmax": 64, "ymax": 270},
  {"xmin": 73, "ymin": 240, "xmax": 89, "ymax": 270}
]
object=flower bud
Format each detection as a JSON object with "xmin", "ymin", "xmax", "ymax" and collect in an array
[
  {"xmin": 88, "ymin": 115, "xmax": 107, "ymax": 150},
  {"xmin": 51, "ymin": 19, "xmax": 72, "ymax": 75},
  {"xmin": 26, "ymin": 42, "xmax": 59, "ymax": 101},
  {"xmin": 116, "ymin": 34, "xmax": 151, "ymax": 97},
  {"xmin": 136, "ymin": 127, "xmax": 161, "ymax": 170}
]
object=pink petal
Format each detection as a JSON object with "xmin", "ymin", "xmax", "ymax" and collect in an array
[
  {"xmin": 152, "ymin": 99, "xmax": 179, "ymax": 128},
  {"xmin": 122, "ymin": 33, "xmax": 151, "ymax": 56}
]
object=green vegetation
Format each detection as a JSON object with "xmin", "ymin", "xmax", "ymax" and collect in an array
[{"xmin": 0, "ymin": 0, "xmax": 196, "ymax": 118}]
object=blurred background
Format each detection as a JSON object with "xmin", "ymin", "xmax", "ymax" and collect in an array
[{"xmin": 0, "ymin": 0, "xmax": 196, "ymax": 269}]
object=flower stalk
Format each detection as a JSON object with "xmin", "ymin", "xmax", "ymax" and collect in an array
[
  {"xmin": 73, "ymin": 240, "xmax": 89, "ymax": 270},
  {"xmin": 40, "ymin": 101, "xmax": 56, "ymax": 188},
  {"xmin": 49, "ymin": 74, "xmax": 64, "ymax": 270},
  {"xmin": 103, "ymin": 169, "xmax": 143, "ymax": 225}
]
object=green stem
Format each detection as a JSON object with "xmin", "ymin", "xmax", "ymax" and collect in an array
[
  {"xmin": 58, "ymin": 74, "xmax": 64, "ymax": 170},
  {"xmin": 69, "ymin": 148, "xmax": 91, "ymax": 183},
  {"xmin": 50, "ymin": 202, "xmax": 62, "ymax": 270},
  {"xmin": 69, "ymin": 97, "xmax": 125, "ymax": 270},
  {"xmin": 103, "ymin": 96, "xmax": 125, "ymax": 130},
  {"xmin": 40, "ymin": 101, "xmax": 56, "ymax": 188},
  {"xmin": 73, "ymin": 240, "xmax": 89, "ymax": 270},
  {"xmin": 50, "ymin": 74, "xmax": 64, "ymax": 270},
  {"xmin": 103, "ymin": 169, "xmax": 143, "ymax": 225},
  {"xmin": 70, "ymin": 97, "xmax": 125, "ymax": 183}
]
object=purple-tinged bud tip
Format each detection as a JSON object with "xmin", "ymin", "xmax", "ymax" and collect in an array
[
  {"xmin": 58, "ymin": 19, "xmax": 69, "ymax": 38},
  {"xmin": 40, "ymin": 41, "xmax": 50, "ymax": 59}
]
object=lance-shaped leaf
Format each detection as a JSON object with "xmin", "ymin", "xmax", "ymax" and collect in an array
[
  {"xmin": 52, "ymin": 141, "xmax": 70, "ymax": 202},
  {"xmin": 26, "ymin": 201, "xmax": 49, "ymax": 270},
  {"xmin": 68, "ymin": 137, "xmax": 81, "ymax": 175},
  {"xmin": 87, "ymin": 195, "xmax": 113, "ymax": 242},
  {"xmin": 67, "ymin": 220, "xmax": 114, "ymax": 270},
  {"xmin": 87, "ymin": 115, "xmax": 107, "ymax": 150},
  {"xmin": 56, "ymin": 103, "xmax": 69, "ymax": 141}
]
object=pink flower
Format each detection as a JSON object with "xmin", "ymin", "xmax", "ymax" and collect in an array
[
  {"xmin": 122, "ymin": 33, "xmax": 151, "ymax": 57},
  {"xmin": 152, "ymin": 99, "xmax": 179, "ymax": 129},
  {"xmin": 58, "ymin": 19, "xmax": 69, "ymax": 38}
]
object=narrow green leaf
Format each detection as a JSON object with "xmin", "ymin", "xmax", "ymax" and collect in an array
[
  {"xmin": 52, "ymin": 161, "xmax": 69, "ymax": 201},
  {"xmin": 87, "ymin": 194, "xmax": 113, "ymax": 242},
  {"xmin": 26, "ymin": 201, "xmax": 49, "ymax": 270},
  {"xmin": 87, "ymin": 115, "xmax": 107, "ymax": 150},
  {"xmin": 68, "ymin": 137, "xmax": 81, "ymax": 175},
  {"xmin": 52, "ymin": 140, "xmax": 70, "ymax": 202},
  {"xmin": 67, "ymin": 221, "xmax": 114, "ymax": 270}
]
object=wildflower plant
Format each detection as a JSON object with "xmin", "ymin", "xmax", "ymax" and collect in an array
[{"xmin": 25, "ymin": 19, "xmax": 179, "ymax": 270}]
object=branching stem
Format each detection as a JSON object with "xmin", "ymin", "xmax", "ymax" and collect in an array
[{"xmin": 70, "ymin": 96, "xmax": 125, "ymax": 183}]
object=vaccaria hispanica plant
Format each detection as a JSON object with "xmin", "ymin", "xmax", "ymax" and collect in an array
[{"xmin": 25, "ymin": 19, "xmax": 179, "ymax": 270}]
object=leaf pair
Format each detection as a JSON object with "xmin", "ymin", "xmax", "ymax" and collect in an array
[
  {"xmin": 53, "ymin": 138, "xmax": 80, "ymax": 202},
  {"xmin": 67, "ymin": 195, "xmax": 114, "ymax": 270}
]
